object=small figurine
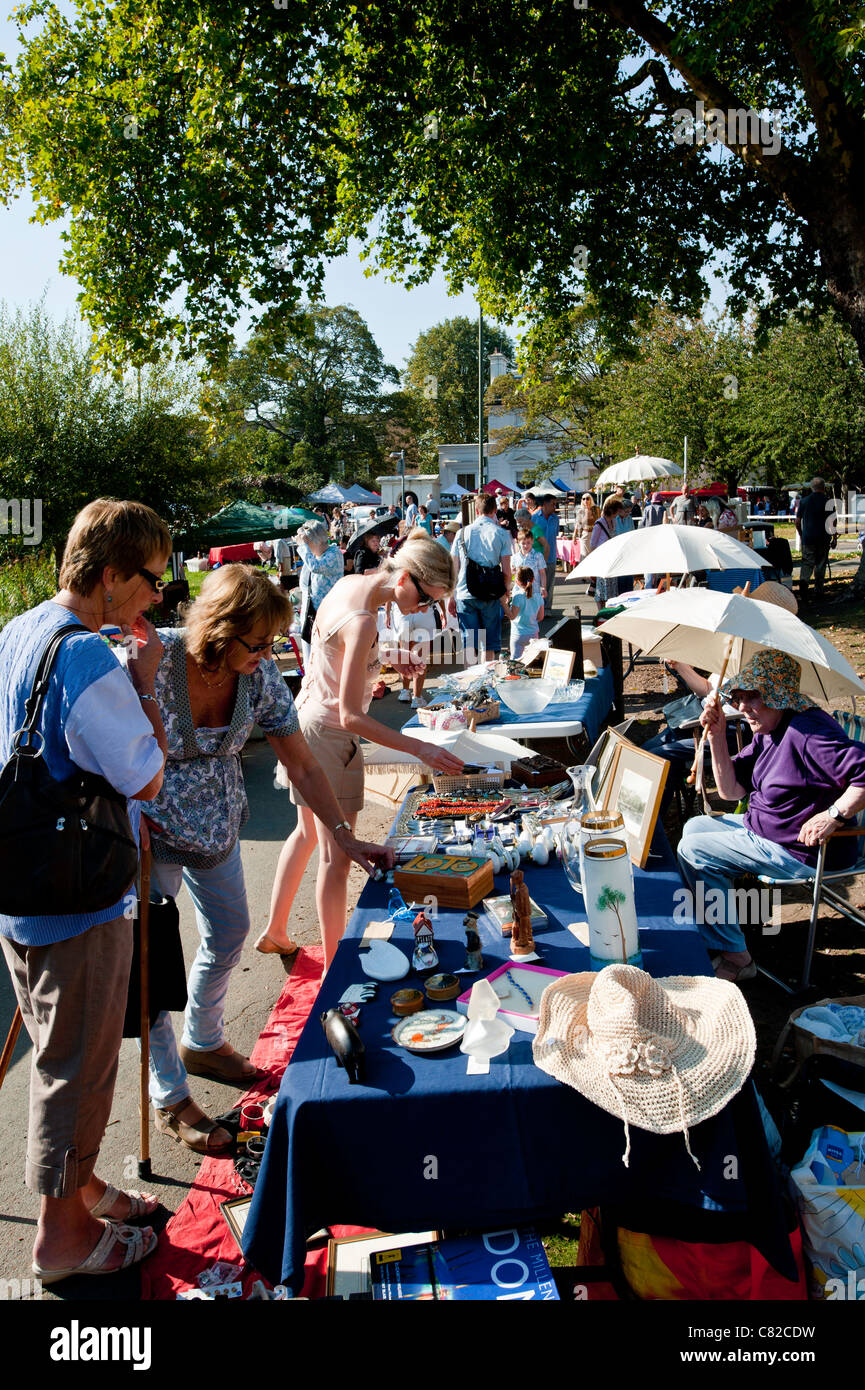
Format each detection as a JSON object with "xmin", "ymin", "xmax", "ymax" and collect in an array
[
  {"xmin": 462, "ymin": 911, "xmax": 484, "ymax": 972},
  {"xmin": 411, "ymin": 909, "xmax": 439, "ymax": 972},
  {"xmin": 510, "ymin": 869, "xmax": 535, "ymax": 958}
]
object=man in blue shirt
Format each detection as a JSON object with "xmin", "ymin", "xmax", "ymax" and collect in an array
[
  {"xmin": 796, "ymin": 477, "xmax": 835, "ymax": 604},
  {"xmin": 531, "ymin": 495, "xmax": 560, "ymax": 608},
  {"xmin": 450, "ymin": 494, "xmax": 513, "ymax": 661}
]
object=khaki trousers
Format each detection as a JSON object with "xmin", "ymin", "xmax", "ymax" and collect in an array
[{"xmin": 1, "ymin": 916, "xmax": 132, "ymax": 1197}]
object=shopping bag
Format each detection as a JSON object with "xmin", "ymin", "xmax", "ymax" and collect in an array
[{"xmin": 790, "ymin": 1125, "xmax": 865, "ymax": 1300}]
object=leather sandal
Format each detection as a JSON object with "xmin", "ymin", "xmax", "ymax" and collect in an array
[
  {"xmin": 713, "ymin": 956, "xmax": 757, "ymax": 984},
  {"xmin": 154, "ymin": 1098, "xmax": 233, "ymax": 1155},
  {"xmin": 180, "ymin": 1043, "xmax": 261, "ymax": 1085},
  {"xmin": 33, "ymin": 1220, "xmax": 157, "ymax": 1286},
  {"xmin": 89, "ymin": 1183, "xmax": 159, "ymax": 1223},
  {"xmin": 254, "ymin": 930, "xmax": 300, "ymax": 958}
]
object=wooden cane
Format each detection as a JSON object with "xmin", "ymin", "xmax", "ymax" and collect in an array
[
  {"xmin": 686, "ymin": 635, "xmax": 736, "ymax": 787},
  {"xmin": 138, "ymin": 845, "xmax": 152, "ymax": 1180},
  {"xmin": 0, "ymin": 1007, "xmax": 23, "ymax": 1093}
]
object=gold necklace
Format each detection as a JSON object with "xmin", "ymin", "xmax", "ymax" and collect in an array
[{"xmin": 197, "ymin": 663, "xmax": 232, "ymax": 689}]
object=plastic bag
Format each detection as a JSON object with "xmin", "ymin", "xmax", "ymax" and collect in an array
[{"xmin": 790, "ymin": 1125, "xmax": 865, "ymax": 1300}]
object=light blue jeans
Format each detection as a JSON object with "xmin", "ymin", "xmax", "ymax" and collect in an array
[
  {"xmin": 677, "ymin": 814, "xmax": 815, "ymax": 954},
  {"xmin": 145, "ymin": 840, "xmax": 251, "ymax": 1108}
]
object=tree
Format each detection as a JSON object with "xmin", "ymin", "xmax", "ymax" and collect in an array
[
  {"xmin": 596, "ymin": 884, "xmax": 629, "ymax": 963},
  {"xmin": 486, "ymin": 305, "xmax": 619, "ymax": 473},
  {"xmin": 3, "ymin": 4, "xmax": 865, "ymax": 367},
  {"xmin": 0, "ymin": 301, "xmax": 218, "ymax": 554},
  {"xmin": 403, "ymin": 315, "xmax": 514, "ymax": 463},
  {"xmin": 201, "ymin": 304, "xmax": 399, "ymax": 493},
  {"xmin": 594, "ymin": 306, "xmax": 753, "ymax": 489}
]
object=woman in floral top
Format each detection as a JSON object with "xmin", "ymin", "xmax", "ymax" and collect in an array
[{"xmin": 146, "ymin": 567, "xmax": 392, "ymax": 1154}]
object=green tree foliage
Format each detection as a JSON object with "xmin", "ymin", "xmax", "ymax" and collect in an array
[
  {"xmin": 593, "ymin": 305, "xmax": 752, "ymax": 488},
  {"xmin": 403, "ymin": 315, "xmax": 514, "ymax": 462},
  {"xmin": 4, "ymin": 4, "xmax": 865, "ymax": 365},
  {"xmin": 486, "ymin": 306, "xmax": 618, "ymax": 472},
  {"xmin": 0, "ymin": 300, "xmax": 218, "ymax": 554},
  {"xmin": 201, "ymin": 304, "xmax": 399, "ymax": 496}
]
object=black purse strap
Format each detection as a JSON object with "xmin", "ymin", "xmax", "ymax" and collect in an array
[{"xmin": 13, "ymin": 622, "xmax": 86, "ymax": 755}]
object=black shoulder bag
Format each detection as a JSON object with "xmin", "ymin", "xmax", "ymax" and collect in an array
[
  {"xmin": 0, "ymin": 623, "xmax": 140, "ymax": 916},
  {"xmin": 460, "ymin": 530, "xmax": 506, "ymax": 601}
]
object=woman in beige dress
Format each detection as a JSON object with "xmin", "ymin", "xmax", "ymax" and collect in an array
[{"xmin": 576, "ymin": 492, "xmax": 599, "ymax": 562}]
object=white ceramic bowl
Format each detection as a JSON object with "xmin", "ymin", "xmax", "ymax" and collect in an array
[{"xmin": 492, "ymin": 677, "xmax": 559, "ymax": 716}]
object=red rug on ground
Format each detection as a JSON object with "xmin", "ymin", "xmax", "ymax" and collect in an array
[{"xmin": 141, "ymin": 947, "xmax": 375, "ymax": 1300}]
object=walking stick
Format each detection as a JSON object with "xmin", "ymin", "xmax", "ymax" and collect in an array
[
  {"xmin": 0, "ymin": 1007, "xmax": 23, "ymax": 1093},
  {"xmin": 138, "ymin": 845, "xmax": 152, "ymax": 1180}
]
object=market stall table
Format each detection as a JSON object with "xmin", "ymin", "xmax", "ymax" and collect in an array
[
  {"xmin": 208, "ymin": 542, "xmax": 259, "ymax": 566},
  {"xmin": 403, "ymin": 667, "xmax": 615, "ymax": 749},
  {"xmin": 244, "ymin": 816, "xmax": 797, "ymax": 1292},
  {"xmin": 556, "ymin": 535, "xmax": 580, "ymax": 569}
]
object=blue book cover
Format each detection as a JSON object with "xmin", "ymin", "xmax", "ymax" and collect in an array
[{"xmin": 370, "ymin": 1227, "xmax": 559, "ymax": 1301}]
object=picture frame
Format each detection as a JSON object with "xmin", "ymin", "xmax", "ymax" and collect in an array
[
  {"xmin": 325, "ymin": 1230, "xmax": 440, "ymax": 1299},
  {"xmin": 606, "ymin": 738, "xmax": 669, "ymax": 869},
  {"xmin": 542, "ymin": 647, "xmax": 576, "ymax": 685},
  {"xmin": 585, "ymin": 727, "xmax": 625, "ymax": 810},
  {"xmin": 220, "ymin": 1195, "xmax": 253, "ymax": 1252}
]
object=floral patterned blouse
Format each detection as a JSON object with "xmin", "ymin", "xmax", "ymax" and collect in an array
[{"xmin": 147, "ymin": 629, "xmax": 299, "ymax": 869}]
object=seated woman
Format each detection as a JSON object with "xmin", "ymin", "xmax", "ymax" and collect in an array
[
  {"xmin": 265, "ymin": 532, "xmax": 463, "ymax": 970},
  {"xmin": 146, "ymin": 567, "xmax": 393, "ymax": 1154},
  {"xmin": 677, "ymin": 649, "xmax": 865, "ymax": 983}
]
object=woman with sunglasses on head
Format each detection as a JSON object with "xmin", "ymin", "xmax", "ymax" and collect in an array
[
  {"xmin": 263, "ymin": 531, "xmax": 463, "ymax": 970},
  {"xmin": 677, "ymin": 648, "xmax": 865, "ymax": 983},
  {"xmin": 143, "ymin": 566, "xmax": 394, "ymax": 1154}
]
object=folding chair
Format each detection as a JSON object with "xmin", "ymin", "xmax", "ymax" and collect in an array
[{"xmin": 755, "ymin": 709, "xmax": 865, "ymax": 994}]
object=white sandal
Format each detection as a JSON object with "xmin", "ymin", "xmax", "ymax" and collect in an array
[
  {"xmin": 33, "ymin": 1220, "xmax": 157, "ymax": 1285},
  {"xmin": 89, "ymin": 1183, "xmax": 159, "ymax": 1223}
]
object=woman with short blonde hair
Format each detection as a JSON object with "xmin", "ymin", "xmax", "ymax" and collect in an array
[
  {"xmin": 264, "ymin": 530, "xmax": 463, "ymax": 968},
  {"xmin": 144, "ymin": 565, "xmax": 392, "ymax": 1154}
]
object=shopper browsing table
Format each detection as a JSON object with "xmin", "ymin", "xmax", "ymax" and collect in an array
[
  {"xmin": 0, "ymin": 499, "xmax": 170, "ymax": 1283},
  {"xmin": 450, "ymin": 493, "xmax": 513, "ymax": 661},
  {"xmin": 145, "ymin": 567, "xmax": 392, "ymax": 1154},
  {"xmin": 265, "ymin": 532, "xmax": 462, "ymax": 970}
]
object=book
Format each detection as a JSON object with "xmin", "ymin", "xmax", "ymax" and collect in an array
[
  {"xmin": 325, "ymin": 1230, "xmax": 439, "ymax": 1299},
  {"xmin": 370, "ymin": 1228, "xmax": 559, "ymax": 1301}
]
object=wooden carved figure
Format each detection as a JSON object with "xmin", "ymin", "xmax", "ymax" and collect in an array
[{"xmin": 510, "ymin": 869, "xmax": 535, "ymax": 957}]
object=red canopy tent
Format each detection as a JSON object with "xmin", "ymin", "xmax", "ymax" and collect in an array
[{"xmin": 482, "ymin": 478, "xmax": 509, "ymax": 495}]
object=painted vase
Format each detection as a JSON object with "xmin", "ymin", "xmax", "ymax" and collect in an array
[{"xmin": 582, "ymin": 837, "xmax": 642, "ymax": 970}]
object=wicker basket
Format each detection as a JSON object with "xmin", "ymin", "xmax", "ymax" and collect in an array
[
  {"xmin": 417, "ymin": 700, "xmax": 500, "ymax": 730},
  {"xmin": 431, "ymin": 770, "xmax": 506, "ymax": 794}
]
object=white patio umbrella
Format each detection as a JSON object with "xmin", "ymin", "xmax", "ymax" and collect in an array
[
  {"xmin": 597, "ymin": 587, "xmax": 865, "ymax": 704},
  {"xmin": 567, "ymin": 523, "xmax": 768, "ymax": 581},
  {"xmin": 441, "ymin": 482, "xmax": 472, "ymax": 497},
  {"xmin": 594, "ymin": 455, "xmax": 682, "ymax": 488}
]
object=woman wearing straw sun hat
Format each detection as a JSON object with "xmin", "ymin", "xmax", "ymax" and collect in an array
[{"xmin": 677, "ymin": 648, "xmax": 865, "ymax": 983}]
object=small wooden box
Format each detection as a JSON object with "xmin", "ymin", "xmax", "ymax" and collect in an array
[{"xmin": 393, "ymin": 853, "xmax": 495, "ymax": 910}]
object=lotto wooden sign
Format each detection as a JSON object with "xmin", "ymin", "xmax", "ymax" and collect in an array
[{"xmin": 393, "ymin": 854, "xmax": 495, "ymax": 910}]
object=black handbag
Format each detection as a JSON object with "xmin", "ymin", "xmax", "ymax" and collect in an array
[
  {"xmin": 0, "ymin": 623, "xmax": 140, "ymax": 916},
  {"xmin": 122, "ymin": 895, "xmax": 188, "ymax": 1037},
  {"xmin": 460, "ymin": 534, "xmax": 506, "ymax": 601}
]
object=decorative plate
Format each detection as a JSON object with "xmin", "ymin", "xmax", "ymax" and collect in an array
[{"xmin": 392, "ymin": 1010, "xmax": 468, "ymax": 1053}]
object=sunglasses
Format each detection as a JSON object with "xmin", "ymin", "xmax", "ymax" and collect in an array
[
  {"xmin": 410, "ymin": 573, "xmax": 437, "ymax": 609},
  {"xmin": 138, "ymin": 567, "xmax": 166, "ymax": 594},
  {"xmin": 727, "ymin": 689, "xmax": 763, "ymax": 709},
  {"xmin": 235, "ymin": 635, "xmax": 278, "ymax": 655}
]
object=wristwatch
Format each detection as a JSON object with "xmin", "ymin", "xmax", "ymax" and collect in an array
[
  {"xmin": 827, "ymin": 804, "xmax": 843, "ymax": 821},
  {"xmin": 332, "ymin": 820, "xmax": 352, "ymax": 837}
]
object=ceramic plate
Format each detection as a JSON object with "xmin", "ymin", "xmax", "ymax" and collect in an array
[{"xmin": 392, "ymin": 1010, "xmax": 467, "ymax": 1053}]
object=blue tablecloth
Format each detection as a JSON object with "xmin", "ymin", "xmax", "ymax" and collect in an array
[
  {"xmin": 707, "ymin": 568, "xmax": 766, "ymax": 594},
  {"xmin": 404, "ymin": 666, "xmax": 615, "ymax": 747},
  {"xmin": 244, "ymin": 823, "xmax": 796, "ymax": 1292}
]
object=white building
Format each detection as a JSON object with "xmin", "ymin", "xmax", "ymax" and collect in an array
[{"xmin": 437, "ymin": 351, "xmax": 594, "ymax": 495}]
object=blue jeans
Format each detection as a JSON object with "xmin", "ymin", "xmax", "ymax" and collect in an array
[
  {"xmin": 456, "ymin": 595, "xmax": 503, "ymax": 654},
  {"xmin": 145, "ymin": 840, "xmax": 251, "ymax": 1107},
  {"xmin": 676, "ymin": 813, "xmax": 814, "ymax": 954}
]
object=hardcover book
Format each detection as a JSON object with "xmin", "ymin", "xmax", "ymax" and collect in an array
[{"xmin": 370, "ymin": 1228, "xmax": 559, "ymax": 1301}]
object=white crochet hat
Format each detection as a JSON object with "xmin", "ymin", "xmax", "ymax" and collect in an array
[{"xmin": 533, "ymin": 964, "xmax": 756, "ymax": 1167}]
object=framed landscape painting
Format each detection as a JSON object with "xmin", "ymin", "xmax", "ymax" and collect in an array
[{"xmin": 606, "ymin": 740, "xmax": 669, "ymax": 868}]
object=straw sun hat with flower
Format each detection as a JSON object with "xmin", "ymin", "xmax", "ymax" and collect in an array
[{"xmin": 533, "ymin": 964, "xmax": 756, "ymax": 1167}]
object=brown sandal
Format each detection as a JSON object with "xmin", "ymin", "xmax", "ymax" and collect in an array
[{"xmin": 154, "ymin": 1098, "xmax": 233, "ymax": 1155}]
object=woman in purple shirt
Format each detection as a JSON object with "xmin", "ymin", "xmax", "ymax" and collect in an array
[{"xmin": 677, "ymin": 649, "xmax": 865, "ymax": 982}]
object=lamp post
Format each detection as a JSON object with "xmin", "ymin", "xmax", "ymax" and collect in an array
[
  {"xmin": 388, "ymin": 450, "xmax": 406, "ymax": 512},
  {"xmin": 478, "ymin": 308, "xmax": 484, "ymax": 491}
]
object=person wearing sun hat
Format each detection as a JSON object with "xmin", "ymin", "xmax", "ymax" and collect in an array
[
  {"xmin": 533, "ymin": 964, "xmax": 756, "ymax": 1168},
  {"xmin": 677, "ymin": 648, "xmax": 865, "ymax": 982}
]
